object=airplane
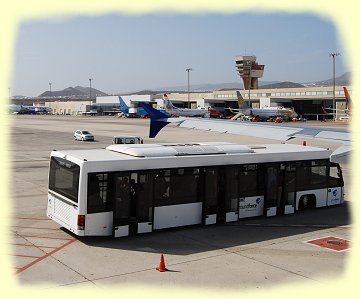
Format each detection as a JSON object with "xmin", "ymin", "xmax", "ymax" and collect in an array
[
  {"xmin": 8, "ymin": 104, "xmax": 52, "ymax": 114},
  {"xmin": 8, "ymin": 104, "xmax": 27, "ymax": 114},
  {"xmin": 162, "ymin": 94, "xmax": 210, "ymax": 117},
  {"xmin": 229, "ymin": 91, "xmax": 298, "ymax": 120},
  {"xmin": 26, "ymin": 105, "xmax": 52, "ymax": 114},
  {"xmin": 322, "ymin": 86, "xmax": 352, "ymax": 119},
  {"xmin": 138, "ymin": 101, "xmax": 351, "ymax": 164},
  {"xmin": 113, "ymin": 96, "xmax": 149, "ymax": 117}
]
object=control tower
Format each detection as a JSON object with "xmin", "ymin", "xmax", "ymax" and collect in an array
[{"xmin": 235, "ymin": 55, "xmax": 265, "ymax": 90}]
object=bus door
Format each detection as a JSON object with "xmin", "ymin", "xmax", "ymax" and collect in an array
[
  {"xmin": 265, "ymin": 163, "xmax": 295, "ymax": 216},
  {"xmin": 224, "ymin": 166, "xmax": 240, "ymax": 222},
  {"xmin": 238, "ymin": 165, "xmax": 264, "ymax": 219},
  {"xmin": 203, "ymin": 167, "xmax": 221, "ymax": 225},
  {"xmin": 265, "ymin": 165, "xmax": 279, "ymax": 216},
  {"xmin": 283, "ymin": 163, "xmax": 296, "ymax": 214},
  {"xmin": 113, "ymin": 174, "xmax": 131, "ymax": 237},
  {"xmin": 135, "ymin": 172, "xmax": 153, "ymax": 233},
  {"xmin": 113, "ymin": 173, "xmax": 153, "ymax": 237}
]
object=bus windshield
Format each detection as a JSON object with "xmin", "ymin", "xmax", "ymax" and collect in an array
[{"xmin": 49, "ymin": 156, "xmax": 80, "ymax": 203}]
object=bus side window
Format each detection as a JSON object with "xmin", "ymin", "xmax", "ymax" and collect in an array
[
  {"xmin": 296, "ymin": 162, "xmax": 310, "ymax": 190},
  {"xmin": 88, "ymin": 174, "xmax": 102, "ymax": 213},
  {"xmin": 154, "ymin": 172, "xmax": 170, "ymax": 200},
  {"xmin": 87, "ymin": 173, "xmax": 111, "ymax": 213}
]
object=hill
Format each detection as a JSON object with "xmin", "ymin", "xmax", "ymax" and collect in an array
[
  {"xmin": 302, "ymin": 72, "xmax": 351, "ymax": 87},
  {"xmin": 39, "ymin": 86, "xmax": 108, "ymax": 97},
  {"xmin": 258, "ymin": 82, "xmax": 305, "ymax": 89},
  {"xmin": 35, "ymin": 72, "xmax": 351, "ymax": 98}
]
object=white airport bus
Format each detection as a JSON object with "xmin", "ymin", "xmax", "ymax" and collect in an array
[{"xmin": 47, "ymin": 142, "xmax": 344, "ymax": 237}]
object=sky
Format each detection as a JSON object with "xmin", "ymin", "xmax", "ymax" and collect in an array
[{"xmin": 11, "ymin": 12, "xmax": 347, "ymax": 97}]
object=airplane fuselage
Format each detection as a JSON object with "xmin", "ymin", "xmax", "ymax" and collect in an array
[
  {"xmin": 241, "ymin": 107, "xmax": 297, "ymax": 119},
  {"xmin": 8, "ymin": 104, "xmax": 51, "ymax": 114},
  {"xmin": 165, "ymin": 108, "xmax": 209, "ymax": 117}
]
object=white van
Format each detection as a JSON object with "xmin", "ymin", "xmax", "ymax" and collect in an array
[{"xmin": 112, "ymin": 136, "xmax": 144, "ymax": 145}]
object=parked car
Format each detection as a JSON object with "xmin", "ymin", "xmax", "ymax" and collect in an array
[{"xmin": 74, "ymin": 130, "xmax": 94, "ymax": 141}]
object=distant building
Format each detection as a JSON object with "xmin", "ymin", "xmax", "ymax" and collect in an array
[
  {"xmin": 46, "ymin": 100, "xmax": 92, "ymax": 115},
  {"xmin": 235, "ymin": 55, "xmax": 265, "ymax": 90},
  {"xmin": 42, "ymin": 86, "xmax": 350, "ymax": 121}
]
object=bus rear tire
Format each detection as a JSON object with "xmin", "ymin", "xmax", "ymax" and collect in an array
[{"xmin": 299, "ymin": 194, "xmax": 315, "ymax": 210}]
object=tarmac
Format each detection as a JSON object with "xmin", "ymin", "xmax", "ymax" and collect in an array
[{"xmin": 5, "ymin": 114, "xmax": 353, "ymax": 294}]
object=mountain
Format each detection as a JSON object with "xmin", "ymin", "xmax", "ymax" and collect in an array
[
  {"xmin": 35, "ymin": 72, "xmax": 350, "ymax": 98},
  {"xmin": 151, "ymin": 82, "xmax": 242, "ymax": 92},
  {"xmin": 151, "ymin": 81, "xmax": 282, "ymax": 93},
  {"xmin": 39, "ymin": 86, "xmax": 108, "ymax": 97},
  {"xmin": 258, "ymin": 82, "xmax": 305, "ymax": 89},
  {"xmin": 147, "ymin": 73, "xmax": 350, "ymax": 93},
  {"xmin": 73, "ymin": 86, "xmax": 108, "ymax": 96},
  {"xmin": 302, "ymin": 72, "xmax": 351, "ymax": 87},
  {"xmin": 257, "ymin": 73, "xmax": 350, "ymax": 89}
]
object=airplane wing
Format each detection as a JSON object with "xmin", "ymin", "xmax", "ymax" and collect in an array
[
  {"xmin": 176, "ymin": 118, "xmax": 351, "ymax": 163},
  {"xmin": 138, "ymin": 102, "xmax": 351, "ymax": 163}
]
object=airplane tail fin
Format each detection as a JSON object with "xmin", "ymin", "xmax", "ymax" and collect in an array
[
  {"xmin": 163, "ymin": 94, "xmax": 178, "ymax": 110},
  {"xmin": 343, "ymin": 87, "xmax": 352, "ymax": 112},
  {"xmin": 118, "ymin": 96, "xmax": 129, "ymax": 108},
  {"xmin": 138, "ymin": 102, "xmax": 170, "ymax": 138},
  {"xmin": 236, "ymin": 91, "xmax": 249, "ymax": 109}
]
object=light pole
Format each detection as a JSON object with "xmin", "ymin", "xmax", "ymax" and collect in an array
[
  {"xmin": 329, "ymin": 52, "xmax": 341, "ymax": 121},
  {"xmin": 186, "ymin": 68, "xmax": 192, "ymax": 108},
  {"xmin": 248, "ymin": 74, "xmax": 251, "ymax": 103},
  {"xmin": 49, "ymin": 82, "xmax": 52, "ymax": 98},
  {"xmin": 89, "ymin": 78, "xmax": 92, "ymax": 100}
]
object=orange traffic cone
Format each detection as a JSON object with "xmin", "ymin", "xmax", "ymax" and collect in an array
[{"xmin": 156, "ymin": 254, "xmax": 168, "ymax": 272}]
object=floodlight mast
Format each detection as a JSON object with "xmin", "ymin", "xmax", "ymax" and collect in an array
[
  {"xmin": 329, "ymin": 52, "xmax": 341, "ymax": 121},
  {"xmin": 186, "ymin": 68, "xmax": 193, "ymax": 108}
]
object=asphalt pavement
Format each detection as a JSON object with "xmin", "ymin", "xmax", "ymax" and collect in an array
[{"xmin": 3, "ymin": 114, "xmax": 354, "ymax": 296}]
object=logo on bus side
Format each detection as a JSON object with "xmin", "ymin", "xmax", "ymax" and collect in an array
[
  {"xmin": 333, "ymin": 189, "xmax": 338, "ymax": 197},
  {"xmin": 239, "ymin": 197, "xmax": 262, "ymax": 210},
  {"xmin": 239, "ymin": 196, "xmax": 264, "ymax": 218}
]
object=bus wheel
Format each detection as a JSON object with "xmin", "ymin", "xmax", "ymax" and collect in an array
[
  {"xmin": 299, "ymin": 195, "xmax": 315, "ymax": 210},
  {"xmin": 299, "ymin": 195, "xmax": 308, "ymax": 210}
]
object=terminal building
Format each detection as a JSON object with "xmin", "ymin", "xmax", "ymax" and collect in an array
[
  {"xmin": 160, "ymin": 86, "xmax": 350, "ymax": 120},
  {"xmin": 36, "ymin": 53, "xmax": 350, "ymax": 120},
  {"xmin": 41, "ymin": 85, "xmax": 349, "ymax": 121}
]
